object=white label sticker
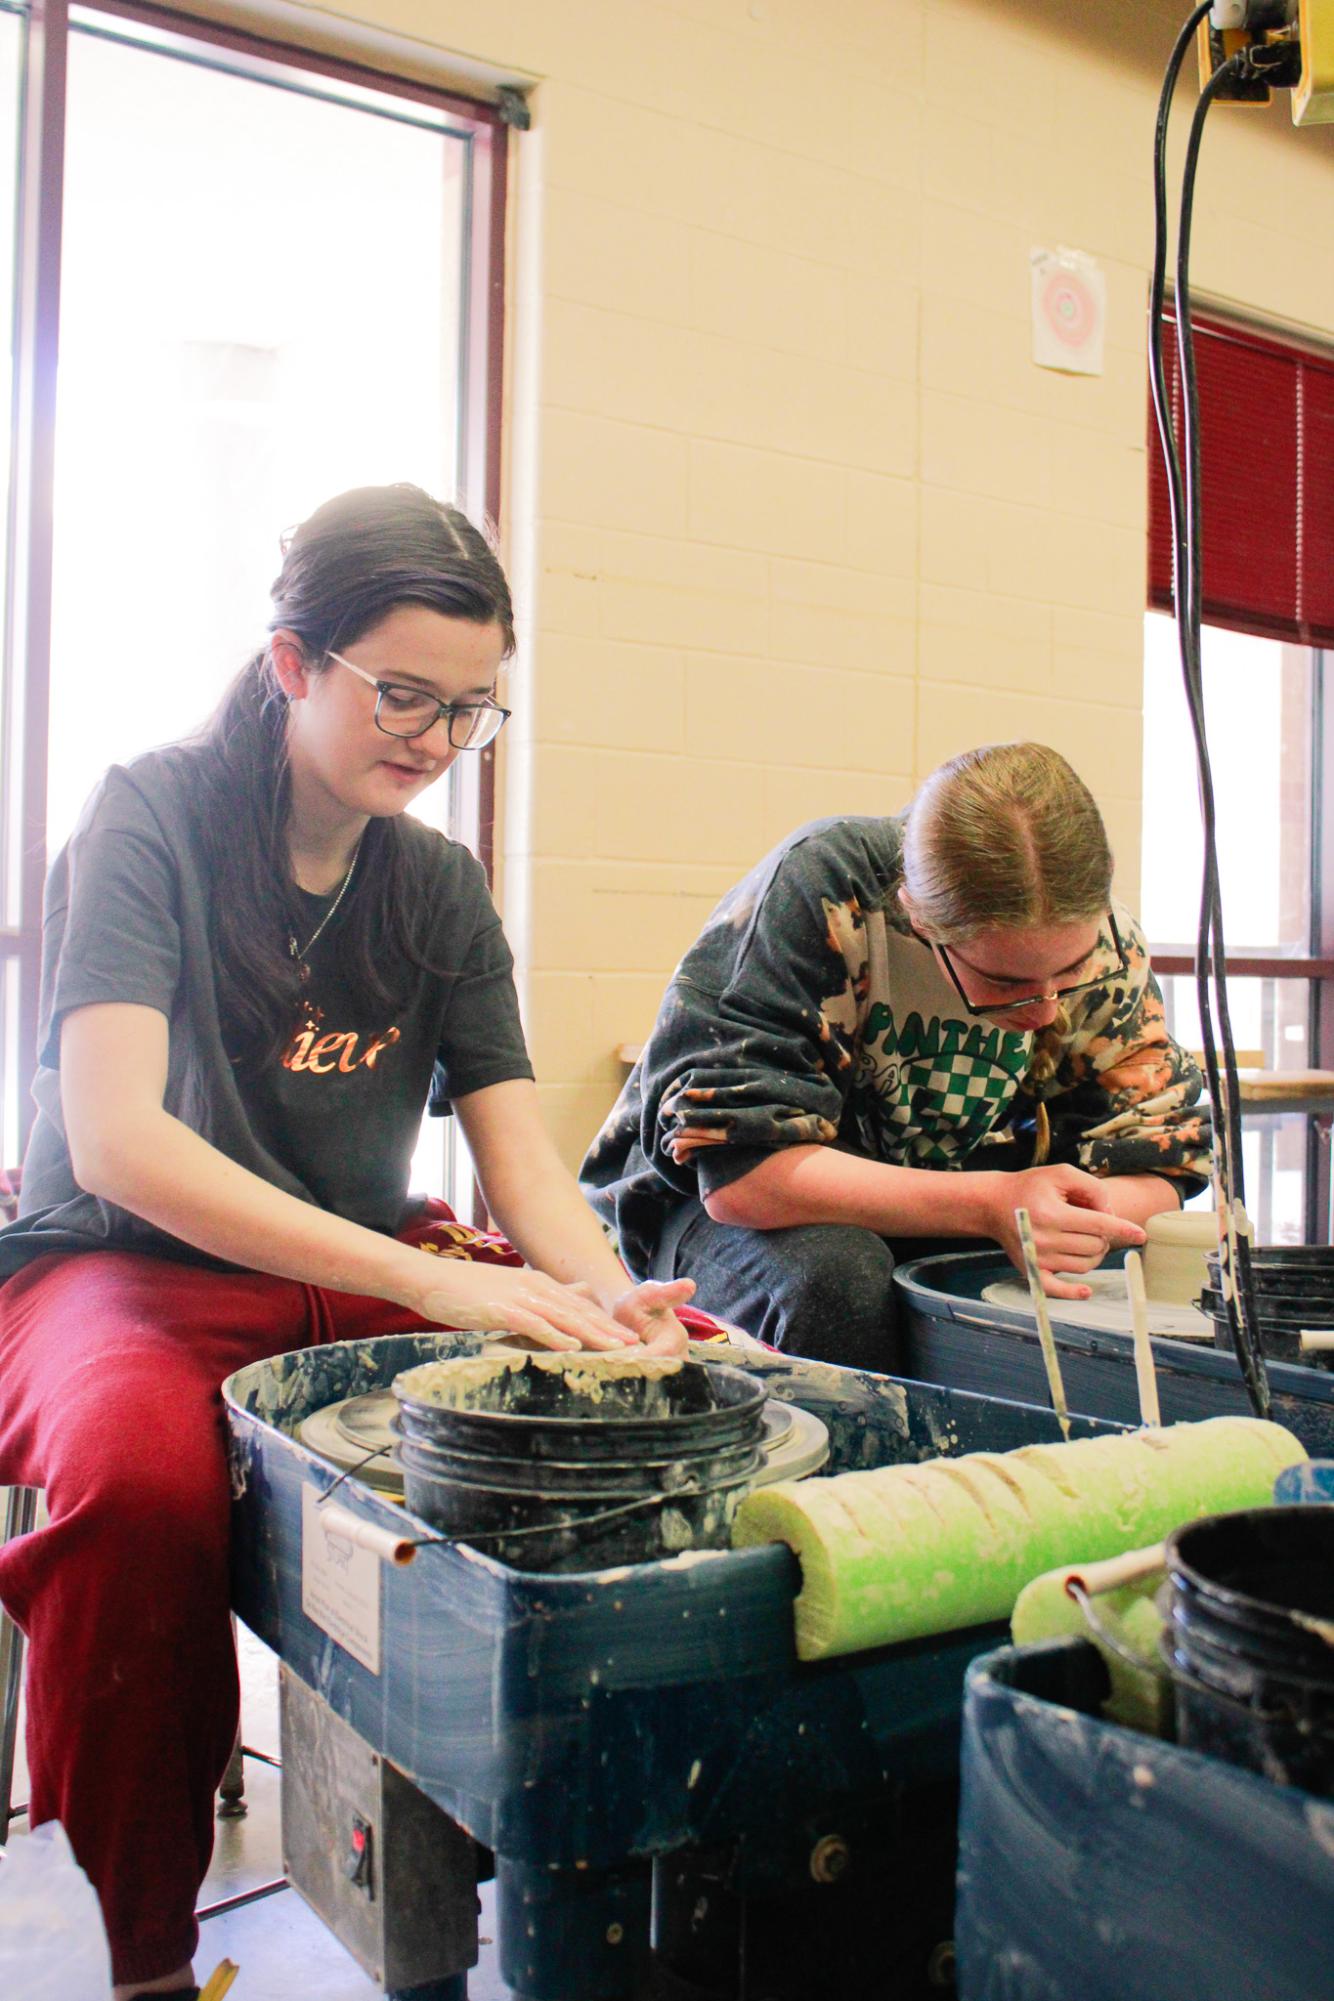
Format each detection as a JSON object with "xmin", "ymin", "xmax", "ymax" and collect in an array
[{"xmin": 301, "ymin": 1484, "xmax": 381, "ymax": 1675}]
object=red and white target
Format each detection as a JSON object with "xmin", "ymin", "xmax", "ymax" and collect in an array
[
  {"xmin": 1041, "ymin": 270, "xmax": 1097, "ymax": 348},
  {"xmin": 1030, "ymin": 248, "xmax": 1106, "ymax": 376}
]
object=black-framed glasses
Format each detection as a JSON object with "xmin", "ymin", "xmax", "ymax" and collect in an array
[
  {"xmin": 329, "ymin": 649, "xmax": 512, "ymax": 750},
  {"xmin": 934, "ymin": 911, "xmax": 1127, "ymax": 1018}
]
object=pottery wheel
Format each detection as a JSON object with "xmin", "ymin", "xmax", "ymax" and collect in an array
[
  {"xmin": 299, "ymin": 1390, "xmax": 401, "ymax": 1495},
  {"xmin": 981, "ymin": 1268, "xmax": 1212, "ymax": 1340},
  {"xmin": 300, "ymin": 1386, "xmax": 829, "ymax": 1496},
  {"xmin": 755, "ymin": 1400, "xmax": 829, "ymax": 1485}
]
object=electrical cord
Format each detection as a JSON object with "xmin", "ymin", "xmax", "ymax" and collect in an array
[
  {"xmin": 1148, "ymin": 14, "xmax": 1271, "ymax": 1415},
  {"xmin": 1173, "ymin": 51, "xmax": 1271, "ymax": 1415}
]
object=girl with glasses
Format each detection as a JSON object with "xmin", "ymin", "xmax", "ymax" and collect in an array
[
  {"xmin": 0, "ymin": 483, "xmax": 691, "ymax": 2001},
  {"xmin": 582, "ymin": 741, "xmax": 1209, "ymax": 1372}
]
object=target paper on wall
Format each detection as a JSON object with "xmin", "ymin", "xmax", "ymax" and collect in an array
[{"xmin": 1030, "ymin": 247, "xmax": 1106, "ymax": 376}]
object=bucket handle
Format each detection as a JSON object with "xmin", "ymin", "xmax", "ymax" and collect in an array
[
  {"xmin": 1064, "ymin": 1546, "xmax": 1172, "ymax": 1686},
  {"xmin": 1066, "ymin": 1581, "xmax": 1171, "ymax": 1686},
  {"xmin": 407, "ymin": 1484, "xmax": 706, "ymax": 1553},
  {"xmin": 1067, "ymin": 1558, "xmax": 1334, "ymax": 1726},
  {"xmin": 313, "ymin": 1437, "xmax": 751, "ymax": 1555}
]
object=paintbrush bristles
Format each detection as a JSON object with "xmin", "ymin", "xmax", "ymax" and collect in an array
[{"xmin": 1015, "ymin": 1206, "xmax": 1071, "ymax": 1442}]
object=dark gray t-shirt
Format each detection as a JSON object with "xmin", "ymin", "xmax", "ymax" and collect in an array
[{"xmin": 0, "ymin": 746, "xmax": 533, "ymax": 1276}]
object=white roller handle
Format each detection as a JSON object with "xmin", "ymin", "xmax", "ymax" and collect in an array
[
  {"xmin": 1124, "ymin": 1251, "xmax": 1161, "ymax": 1429},
  {"xmin": 1300, "ymin": 1330, "xmax": 1334, "ymax": 1353},
  {"xmin": 315, "ymin": 1498, "xmax": 418, "ymax": 1568},
  {"xmin": 1065, "ymin": 1543, "xmax": 1167, "ymax": 1598},
  {"xmin": 1015, "ymin": 1206, "xmax": 1070, "ymax": 1442}
]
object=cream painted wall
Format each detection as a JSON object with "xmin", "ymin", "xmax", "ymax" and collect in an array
[{"xmin": 199, "ymin": 0, "xmax": 1334, "ymax": 1166}]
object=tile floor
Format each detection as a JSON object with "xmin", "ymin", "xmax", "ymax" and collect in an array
[{"xmin": 6, "ymin": 1621, "xmax": 510, "ymax": 1999}]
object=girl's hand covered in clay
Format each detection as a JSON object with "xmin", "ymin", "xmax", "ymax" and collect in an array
[
  {"xmin": 416, "ymin": 1260, "xmax": 647, "ymax": 1351},
  {"xmin": 608, "ymin": 1278, "xmax": 696, "ymax": 1356},
  {"xmin": 991, "ymin": 1163, "xmax": 1145, "ymax": 1300}
]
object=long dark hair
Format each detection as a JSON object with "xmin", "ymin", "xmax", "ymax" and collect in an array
[{"xmin": 193, "ymin": 483, "xmax": 515, "ymax": 1064}]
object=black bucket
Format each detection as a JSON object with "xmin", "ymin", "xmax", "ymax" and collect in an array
[
  {"xmin": 1164, "ymin": 1507, "xmax": 1334, "ymax": 1795},
  {"xmin": 392, "ymin": 1354, "xmax": 767, "ymax": 1573},
  {"xmin": 1206, "ymin": 1245, "xmax": 1334, "ymax": 1302},
  {"xmin": 1199, "ymin": 1281, "xmax": 1334, "ymax": 1369}
]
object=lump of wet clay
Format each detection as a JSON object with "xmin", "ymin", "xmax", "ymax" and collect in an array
[
  {"xmin": 1142, "ymin": 1209, "xmax": 1218, "ymax": 1305},
  {"xmin": 394, "ymin": 1348, "xmax": 695, "ymax": 1419}
]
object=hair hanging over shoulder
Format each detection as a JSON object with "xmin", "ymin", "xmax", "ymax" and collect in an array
[
  {"xmin": 901, "ymin": 741, "xmax": 1113, "ymax": 942},
  {"xmin": 192, "ymin": 483, "xmax": 516, "ymax": 1066}
]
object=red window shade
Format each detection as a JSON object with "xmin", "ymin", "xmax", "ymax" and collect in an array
[{"xmin": 1148, "ymin": 311, "xmax": 1334, "ymax": 648}]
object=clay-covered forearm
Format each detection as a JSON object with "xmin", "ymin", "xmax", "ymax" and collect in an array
[
  {"xmin": 68, "ymin": 1080, "xmax": 440, "ymax": 1308},
  {"xmin": 63, "ymin": 1011, "xmax": 646, "ymax": 1348},
  {"xmin": 703, "ymin": 1143, "xmax": 1003, "ymax": 1240},
  {"xmin": 458, "ymin": 1078, "xmax": 634, "ymax": 1306},
  {"xmin": 1097, "ymin": 1173, "xmax": 1185, "ymax": 1228},
  {"xmin": 483, "ymin": 1148, "xmax": 632, "ymax": 1309}
]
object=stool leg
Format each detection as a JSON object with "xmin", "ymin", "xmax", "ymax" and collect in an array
[
  {"xmin": 216, "ymin": 1612, "xmax": 247, "ymax": 1819},
  {"xmin": 1, "ymin": 1487, "xmax": 38, "ymax": 1839},
  {"xmin": 216, "ymin": 1730, "xmax": 247, "ymax": 1819}
]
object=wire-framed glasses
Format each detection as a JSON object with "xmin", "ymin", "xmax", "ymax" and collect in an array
[
  {"xmin": 934, "ymin": 910, "xmax": 1127, "ymax": 1018},
  {"xmin": 329, "ymin": 649, "xmax": 511, "ymax": 749}
]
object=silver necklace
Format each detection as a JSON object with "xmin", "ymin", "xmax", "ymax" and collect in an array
[{"xmin": 289, "ymin": 836, "xmax": 362, "ymax": 970}]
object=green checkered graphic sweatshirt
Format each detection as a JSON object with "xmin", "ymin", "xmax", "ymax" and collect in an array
[{"xmin": 579, "ymin": 815, "xmax": 1211, "ymax": 1279}]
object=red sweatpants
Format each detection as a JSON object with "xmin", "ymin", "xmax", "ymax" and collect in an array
[{"xmin": 0, "ymin": 1203, "xmax": 521, "ymax": 1987}]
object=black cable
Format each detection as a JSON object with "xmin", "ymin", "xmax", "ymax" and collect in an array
[
  {"xmin": 1176, "ymin": 58, "xmax": 1271, "ymax": 1416},
  {"xmin": 1148, "ymin": 13, "xmax": 1230, "ymax": 1175},
  {"xmin": 1151, "ymin": 30, "xmax": 1272, "ymax": 1415},
  {"xmin": 1148, "ymin": 5, "xmax": 1210, "ymax": 553},
  {"xmin": 1147, "ymin": 6, "xmax": 1233, "ymax": 1228},
  {"xmin": 1176, "ymin": 66, "xmax": 1254, "ymax": 1192},
  {"xmin": 1147, "ymin": 3, "xmax": 1225, "ymax": 1119},
  {"xmin": 1147, "ymin": 10, "xmax": 1224, "ymax": 1170}
]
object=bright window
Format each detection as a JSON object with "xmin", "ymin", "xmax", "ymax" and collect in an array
[
  {"xmin": 49, "ymin": 17, "xmax": 469, "ymax": 848},
  {"xmin": 1141, "ymin": 611, "xmax": 1321, "ymax": 1243},
  {"xmin": 0, "ymin": 6, "xmax": 506, "ymax": 1201}
]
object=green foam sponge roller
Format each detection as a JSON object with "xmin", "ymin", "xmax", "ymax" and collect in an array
[{"xmin": 730, "ymin": 1417, "xmax": 1306, "ymax": 1661}]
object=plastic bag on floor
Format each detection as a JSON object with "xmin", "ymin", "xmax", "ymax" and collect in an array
[{"xmin": 0, "ymin": 1819, "xmax": 112, "ymax": 1998}]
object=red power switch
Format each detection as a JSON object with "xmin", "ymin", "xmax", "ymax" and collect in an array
[{"xmin": 344, "ymin": 1814, "xmax": 374, "ymax": 1896}]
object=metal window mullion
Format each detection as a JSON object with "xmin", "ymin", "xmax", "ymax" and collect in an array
[
  {"xmin": 5, "ymin": 0, "xmax": 68, "ymax": 1153},
  {"xmin": 460, "ymin": 113, "xmax": 506, "ymax": 895},
  {"xmin": 85, "ymin": 0, "xmax": 510, "ymax": 129},
  {"xmin": 1311, "ymin": 645, "xmax": 1334, "ymax": 1239},
  {"xmin": 69, "ymin": 14, "xmax": 477, "ymax": 143},
  {"xmin": 457, "ymin": 110, "xmax": 506, "ymax": 1227}
]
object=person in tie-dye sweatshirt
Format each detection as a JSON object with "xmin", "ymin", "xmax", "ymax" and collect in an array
[{"xmin": 581, "ymin": 742, "xmax": 1210, "ymax": 1369}]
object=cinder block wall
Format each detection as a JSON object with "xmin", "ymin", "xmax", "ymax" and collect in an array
[{"xmin": 204, "ymin": 0, "xmax": 1334, "ymax": 1165}]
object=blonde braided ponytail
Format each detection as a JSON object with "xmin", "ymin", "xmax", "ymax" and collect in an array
[{"xmin": 1024, "ymin": 1007, "xmax": 1071, "ymax": 1166}]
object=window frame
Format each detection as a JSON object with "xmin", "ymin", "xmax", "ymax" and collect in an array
[
  {"xmin": 1147, "ymin": 302, "xmax": 1334, "ymax": 1243},
  {"xmin": 0, "ymin": 0, "xmax": 508, "ymax": 1159}
]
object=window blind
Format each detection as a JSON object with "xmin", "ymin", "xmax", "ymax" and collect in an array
[{"xmin": 1148, "ymin": 310, "xmax": 1334, "ymax": 648}]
